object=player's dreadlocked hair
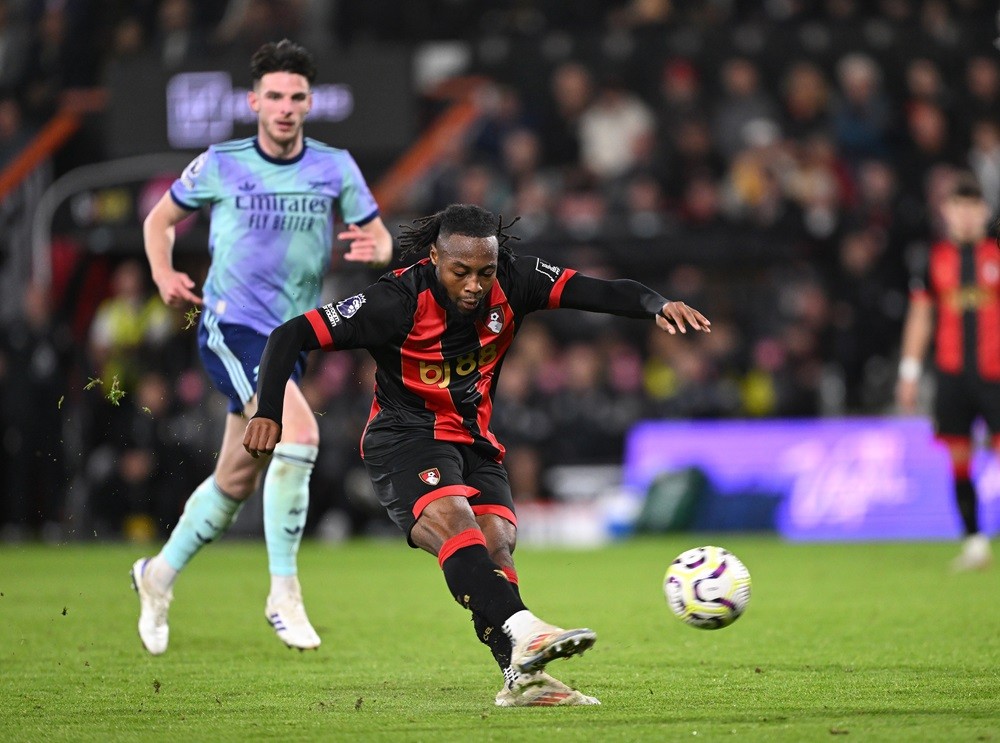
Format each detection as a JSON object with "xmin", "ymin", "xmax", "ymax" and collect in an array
[
  {"xmin": 398, "ymin": 203, "xmax": 520, "ymax": 259},
  {"xmin": 250, "ymin": 39, "xmax": 317, "ymax": 85}
]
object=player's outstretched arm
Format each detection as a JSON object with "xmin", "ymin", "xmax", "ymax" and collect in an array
[
  {"xmin": 339, "ymin": 216, "xmax": 393, "ymax": 268},
  {"xmin": 557, "ymin": 273, "xmax": 711, "ymax": 333},
  {"xmin": 243, "ymin": 315, "xmax": 321, "ymax": 458},
  {"xmin": 143, "ymin": 191, "xmax": 202, "ymax": 308}
]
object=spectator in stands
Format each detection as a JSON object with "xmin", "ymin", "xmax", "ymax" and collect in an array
[
  {"xmin": 578, "ymin": 74, "xmax": 655, "ymax": 181},
  {"xmin": 897, "ymin": 101, "xmax": 961, "ymax": 208},
  {"xmin": 21, "ymin": 2, "xmax": 100, "ymax": 121},
  {"xmin": 831, "ymin": 52, "xmax": 892, "ymax": 167},
  {"xmin": 499, "ymin": 127, "xmax": 543, "ymax": 192},
  {"xmin": 538, "ymin": 61, "xmax": 592, "ymax": 169},
  {"xmin": 0, "ymin": 0, "xmax": 30, "ymax": 93},
  {"xmin": 554, "ymin": 183, "xmax": 608, "ymax": 241},
  {"xmin": 962, "ymin": 55, "xmax": 1000, "ymax": 129},
  {"xmin": 654, "ymin": 58, "xmax": 705, "ymax": 143},
  {"xmin": 677, "ymin": 172, "xmax": 724, "ymax": 230},
  {"xmin": 780, "ymin": 61, "xmax": 832, "ymax": 144},
  {"xmin": 471, "ymin": 85, "xmax": 532, "ymax": 167},
  {"xmin": 903, "ymin": 57, "xmax": 955, "ymax": 115},
  {"xmin": 0, "ymin": 283, "xmax": 73, "ymax": 542},
  {"xmin": 509, "ymin": 176, "xmax": 555, "ymax": 241},
  {"xmin": 711, "ymin": 57, "xmax": 779, "ymax": 161},
  {"xmin": 967, "ymin": 119, "xmax": 1000, "ymax": 215},
  {"xmin": 658, "ymin": 116, "xmax": 724, "ymax": 204},
  {"xmin": 88, "ymin": 259, "xmax": 176, "ymax": 395},
  {"xmin": 151, "ymin": 0, "xmax": 207, "ymax": 69},
  {"xmin": 620, "ymin": 171, "xmax": 672, "ymax": 239},
  {"xmin": 109, "ymin": 15, "xmax": 145, "ymax": 60},
  {"xmin": 455, "ymin": 161, "xmax": 508, "ymax": 216},
  {"xmin": 917, "ymin": 0, "xmax": 961, "ymax": 50},
  {"xmin": 722, "ymin": 119, "xmax": 797, "ymax": 233},
  {"xmin": 213, "ymin": 0, "xmax": 307, "ymax": 55}
]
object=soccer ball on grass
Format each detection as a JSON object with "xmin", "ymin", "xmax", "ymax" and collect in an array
[{"xmin": 664, "ymin": 545, "xmax": 751, "ymax": 629}]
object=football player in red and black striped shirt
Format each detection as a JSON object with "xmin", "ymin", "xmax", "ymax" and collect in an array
[
  {"xmin": 898, "ymin": 174, "xmax": 998, "ymax": 571},
  {"xmin": 244, "ymin": 203, "xmax": 711, "ymax": 706}
]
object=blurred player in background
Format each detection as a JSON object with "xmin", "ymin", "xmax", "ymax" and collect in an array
[
  {"xmin": 897, "ymin": 173, "xmax": 997, "ymax": 571},
  {"xmin": 243, "ymin": 203, "xmax": 711, "ymax": 706},
  {"xmin": 131, "ymin": 39, "xmax": 392, "ymax": 654}
]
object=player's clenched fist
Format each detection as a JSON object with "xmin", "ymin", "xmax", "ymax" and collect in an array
[{"xmin": 243, "ymin": 417, "xmax": 282, "ymax": 458}]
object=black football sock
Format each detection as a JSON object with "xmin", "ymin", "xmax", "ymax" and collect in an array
[
  {"xmin": 439, "ymin": 529, "xmax": 526, "ymax": 629},
  {"xmin": 473, "ymin": 576, "xmax": 521, "ymax": 673},
  {"xmin": 955, "ymin": 477, "xmax": 979, "ymax": 535}
]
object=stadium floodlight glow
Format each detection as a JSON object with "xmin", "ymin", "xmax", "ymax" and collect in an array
[{"xmin": 167, "ymin": 71, "xmax": 355, "ymax": 149}]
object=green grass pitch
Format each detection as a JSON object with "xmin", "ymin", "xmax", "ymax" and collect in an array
[{"xmin": 1, "ymin": 536, "xmax": 999, "ymax": 741}]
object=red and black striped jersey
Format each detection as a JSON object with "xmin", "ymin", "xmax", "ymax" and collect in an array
[
  {"xmin": 910, "ymin": 237, "xmax": 1000, "ymax": 380},
  {"xmin": 303, "ymin": 254, "xmax": 581, "ymax": 461}
]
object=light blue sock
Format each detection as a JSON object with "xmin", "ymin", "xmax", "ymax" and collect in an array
[
  {"xmin": 263, "ymin": 443, "xmax": 317, "ymax": 577},
  {"xmin": 160, "ymin": 477, "xmax": 243, "ymax": 572}
]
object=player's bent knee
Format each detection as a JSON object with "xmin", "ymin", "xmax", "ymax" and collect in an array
[
  {"xmin": 476, "ymin": 513, "xmax": 517, "ymax": 559},
  {"xmin": 411, "ymin": 496, "xmax": 479, "ymax": 553}
]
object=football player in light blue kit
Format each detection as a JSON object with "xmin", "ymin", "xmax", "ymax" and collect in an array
[{"xmin": 131, "ymin": 39, "xmax": 392, "ymax": 654}]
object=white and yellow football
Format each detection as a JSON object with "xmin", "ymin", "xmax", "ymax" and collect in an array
[{"xmin": 664, "ymin": 545, "xmax": 751, "ymax": 629}]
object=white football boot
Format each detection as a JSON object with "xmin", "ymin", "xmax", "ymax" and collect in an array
[
  {"xmin": 130, "ymin": 557, "xmax": 172, "ymax": 655},
  {"xmin": 495, "ymin": 671, "xmax": 601, "ymax": 707},
  {"xmin": 951, "ymin": 534, "xmax": 992, "ymax": 572},
  {"xmin": 507, "ymin": 618, "xmax": 596, "ymax": 675},
  {"xmin": 265, "ymin": 583, "xmax": 321, "ymax": 650}
]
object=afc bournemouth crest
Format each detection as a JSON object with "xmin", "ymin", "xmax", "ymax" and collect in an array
[
  {"xmin": 419, "ymin": 468, "xmax": 441, "ymax": 486},
  {"xmin": 486, "ymin": 305, "xmax": 505, "ymax": 334}
]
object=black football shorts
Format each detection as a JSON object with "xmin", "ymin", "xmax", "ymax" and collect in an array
[
  {"xmin": 934, "ymin": 371, "xmax": 1000, "ymax": 437},
  {"xmin": 363, "ymin": 437, "xmax": 517, "ymax": 546}
]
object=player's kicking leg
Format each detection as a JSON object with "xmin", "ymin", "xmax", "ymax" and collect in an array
[
  {"xmin": 471, "ymin": 515, "xmax": 599, "ymax": 706},
  {"xmin": 474, "ymin": 601, "xmax": 600, "ymax": 706},
  {"xmin": 436, "ymin": 525, "xmax": 597, "ymax": 689}
]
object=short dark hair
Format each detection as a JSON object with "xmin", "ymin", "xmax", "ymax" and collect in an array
[
  {"xmin": 950, "ymin": 172, "xmax": 984, "ymax": 201},
  {"xmin": 398, "ymin": 204, "xmax": 520, "ymax": 258},
  {"xmin": 250, "ymin": 39, "xmax": 316, "ymax": 85}
]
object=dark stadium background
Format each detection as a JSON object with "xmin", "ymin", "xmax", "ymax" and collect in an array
[{"xmin": 1, "ymin": 0, "xmax": 998, "ymax": 544}]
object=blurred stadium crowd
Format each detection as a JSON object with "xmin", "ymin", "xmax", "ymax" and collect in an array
[{"xmin": 1, "ymin": 0, "xmax": 999, "ymax": 541}]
